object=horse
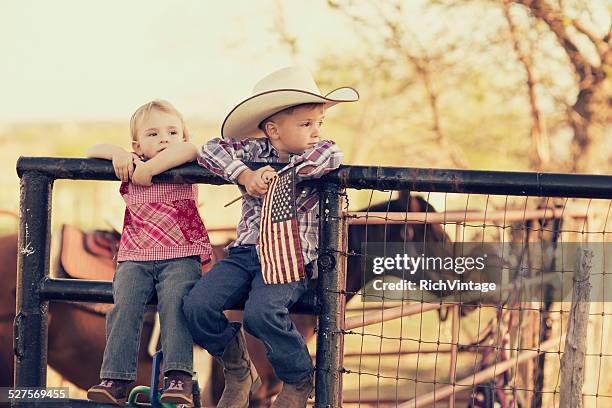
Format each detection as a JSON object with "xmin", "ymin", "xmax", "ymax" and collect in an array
[{"xmin": 345, "ymin": 190, "xmax": 453, "ymax": 299}]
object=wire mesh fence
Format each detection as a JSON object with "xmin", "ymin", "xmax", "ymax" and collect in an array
[
  {"xmin": 320, "ymin": 190, "xmax": 612, "ymax": 407},
  {"xmin": 321, "ymin": 189, "xmax": 611, "ymax": 407}
]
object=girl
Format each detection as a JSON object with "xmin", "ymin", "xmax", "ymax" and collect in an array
[{"xmin": 86, "ymin": 100, "xmax": 211, "ymax": 406}]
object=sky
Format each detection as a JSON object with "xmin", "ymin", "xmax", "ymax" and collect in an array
[{"xmin": 1, "ymin": 0, "xmax": 357, "ymax": 123}]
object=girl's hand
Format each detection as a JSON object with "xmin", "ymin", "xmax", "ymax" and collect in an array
[
  {"xmin": 131, "ymin": 158, "xmax": 153, "ymax": 186},
  {"xmin": 111, "ymin": 149, "xmax": 135, "ymax": 182}
]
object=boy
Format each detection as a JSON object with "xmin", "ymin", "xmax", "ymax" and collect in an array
[{"xmin": 183, "ymin": 66, "xmax": 358, "ymax": 407}]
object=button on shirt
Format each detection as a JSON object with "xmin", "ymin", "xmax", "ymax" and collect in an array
[{"xmin": 197, "ymin": 137, "xmax": 343, "ymax": 279}]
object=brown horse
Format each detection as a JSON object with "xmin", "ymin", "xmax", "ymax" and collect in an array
[{"xmin": 345, "ymin": 191, "xmax": 453, "ymax": 298}]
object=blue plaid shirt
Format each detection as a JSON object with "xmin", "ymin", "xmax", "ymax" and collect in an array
[{"xmin": 197, "ymin": 137, "xmax": 344, "ymax": 279}]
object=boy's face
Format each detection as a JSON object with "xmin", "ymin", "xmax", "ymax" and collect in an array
[
  {"xmin": 266, "ymin": 105, "xmax": 326, "ymax": 157},
  {"xmin": 133, "ymin": 109, "xmax": 185, "ymax": 159}
]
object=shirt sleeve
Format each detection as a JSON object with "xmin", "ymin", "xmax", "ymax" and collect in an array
[
  {"xmin": 197, "ymin": 138, "xmax": 252, "ymax": 182},
  {"xmin": 281, "ymin": 140, "xmax": 344, "ymax": 181}
]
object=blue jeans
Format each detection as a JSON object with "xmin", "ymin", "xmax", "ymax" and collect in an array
[
  {"xmin": 100, "ymin": 256, "xmax": 201, "ymax": 380},
  {"xmin": 182, "ymin": 245, "xmax": 313, "ymax": 384}
]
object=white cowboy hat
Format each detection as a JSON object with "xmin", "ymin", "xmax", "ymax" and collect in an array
[{"xmin": 221, "ymin": 66, "xmax": 359, "ymax": 140}]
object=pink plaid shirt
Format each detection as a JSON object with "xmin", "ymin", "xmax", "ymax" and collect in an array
[{"xmin": 116, "ymin": 182, "xmax": 212, "ymax": 263}]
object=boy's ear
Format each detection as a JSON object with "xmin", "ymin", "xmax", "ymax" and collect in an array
[{"xmin": 265, "ymin": 121, "xmax": 279, "ymax": 140}]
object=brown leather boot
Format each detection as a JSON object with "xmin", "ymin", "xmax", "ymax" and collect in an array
[
  {"xmin": 87, "ymin": 379, "xmax": 132, "ymax": 406},
  {"xmin": 214, "ymin": 329, "xmax": 262, "ymax": 408},
  {"xmin": 271, "ymin": 372, "xmax": 314, "ymax": 408}
]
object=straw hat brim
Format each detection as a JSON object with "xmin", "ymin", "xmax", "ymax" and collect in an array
[{"xmin": 221, "ymin": 87, "xmax": 359, "ymax": 140}]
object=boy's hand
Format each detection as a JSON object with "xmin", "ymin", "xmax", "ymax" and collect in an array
[
  {"xmin": 261, "ymin": 168, "xmax": 276, "ymax": 184},
  {"xmin": 131, "ymin": 159, "xmax": 153, "ymax": 186},
  {"xmin": 111, "ymin": 149, "xmax": 135, "ymax": 182},
  {"xmin": 237, "ymin": 166, "xmax": 276, "ymax": 197}
]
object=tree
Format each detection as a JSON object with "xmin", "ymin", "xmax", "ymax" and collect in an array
[
  {"xmin": 325, "ymin": 0, "xmax": 469, "ymax": 168},
  {"xmin": 503, "ymin": 0, "xmax": 551, "ymax": 169},
  {"xmin": 512, "ymin": 0, "xmax": 611, "ymax": 173}
]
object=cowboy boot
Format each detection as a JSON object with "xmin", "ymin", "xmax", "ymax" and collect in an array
[
  {"xmin": 214, "ymin": 328, "xmax": 262, "ymax": 408},
  {"xmin": 271, "ymin": 372, "xmax": 314, "ymax": 408}
]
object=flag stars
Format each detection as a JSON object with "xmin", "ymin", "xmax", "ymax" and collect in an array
[{"xmin": 268, "ymin": 171, "xmax": 296, "ymax": 223}]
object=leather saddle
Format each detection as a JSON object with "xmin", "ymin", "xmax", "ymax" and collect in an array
[
  {"xmin": 55, "ymin": 225, "xmax": 121, "ymax": 316},
  {"xmin": 57, "ymin": 224, "xmax": 119, "ymax": 282}
]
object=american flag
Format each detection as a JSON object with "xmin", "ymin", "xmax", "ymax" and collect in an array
[{"xmin": 259, "ymin": 168, "xmax": 305, "ymax": 284}]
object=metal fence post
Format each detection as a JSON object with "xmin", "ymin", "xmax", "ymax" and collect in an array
[
  {"xmin": 15, "ymin": 172, "xmax": 53, "ymax": 390},
  {"xmin": 315, "ymin": 182, "xmax": 345, "ymax": 407}
]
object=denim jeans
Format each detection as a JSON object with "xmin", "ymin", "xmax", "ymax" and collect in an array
[
  {"xmin": 182, "ymin": 245, "xmax": 313, "ymax": 384},
  {"xmin": 100, "ymin": 256, "xmax": 201, "ymax": 380}
]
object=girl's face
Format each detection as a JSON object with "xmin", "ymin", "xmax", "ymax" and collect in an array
[{"xmin": 133, "ymin": 109, "xmax": 185, "ymax": 159}]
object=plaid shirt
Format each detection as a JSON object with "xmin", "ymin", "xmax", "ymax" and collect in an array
[
  {"xmin": 117, "ymin": 182, "xmax": 212, "ymax": 263},
  {"xmin": 197, "ymin": 137, "xmax": 343, "ymax": 279}
]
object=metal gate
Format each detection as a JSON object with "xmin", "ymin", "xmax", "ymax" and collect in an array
[{"xmin": 14, "ymin": 157, "xmax": 612, "ymax": 407}]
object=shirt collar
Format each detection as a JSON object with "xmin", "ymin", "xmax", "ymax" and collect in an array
[
  {"xmin": 262, "ymin": 137, "xmax": 299, "ymax": 162},
  {"xmin": 262, "ymin": 137, "xmax": 280, "ymax": 159},
  {"xmin": 261, "ymin": 137, "xmax": 279, "ymax": 158}
]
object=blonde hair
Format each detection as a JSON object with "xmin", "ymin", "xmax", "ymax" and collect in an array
[{"xmin": 130, "ymin": 99, "xmax": 190, "ymax": 142}]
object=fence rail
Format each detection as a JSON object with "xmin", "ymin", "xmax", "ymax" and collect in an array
[{"xmin": 17, "ymin": 157, "xmax": 612, "ymax": 198}]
